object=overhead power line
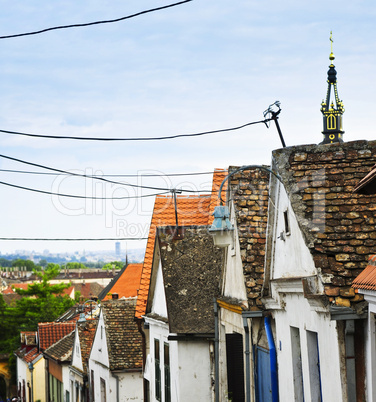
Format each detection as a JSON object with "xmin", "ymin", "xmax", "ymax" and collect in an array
[
  {"xmin": 0, "ymin": 168, "xmax": 221, "ymax": 178},
  {"xmin": 0, "ymin": 179, "xmax": 171, "ymax": 199},
  {"xmin": 0, "ymin": 154, "xmax": 220, "ymax": 194},
  {"xmin": 0, "ymin": 237, "xmax": 148, "ymax": 241},
  {"xmin": 0, "ymin": 0, "xmax": 193, "ymax": 39},
  {"xmin": 0, "ymin": 119, "xmax": 271, "ymax": 141},
  {"xmin": 0, "ymin": 153, "xmax": 199, "ymax": 192}
]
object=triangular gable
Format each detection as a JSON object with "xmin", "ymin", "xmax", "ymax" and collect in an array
[
  {"xmin": 89, "ymin": 310, "xmax": 110, "ymax": 368},
  {"xmin": 268, "ymin": 181, "xmax": 317, "ymax": 279},
  {"xmin": 149, "ymin": 258, "xmax": 168, "ymax": 319},
  {"xmin": 71, "ymin": 327, "xmax": 84, "ymax": 372}
]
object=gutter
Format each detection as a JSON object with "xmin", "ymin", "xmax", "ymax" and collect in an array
[
  {"xmin": 136, "ymin": 318, "xmax": 148, "ymax": 402},
  {"xmin": 264, "ymin": 316, "xmax": 279, "ymax": 402},
  {"xmin": 214, "ymin": 300, "xmax": 219, "ymax": 402},
  {"xmin": 112, "ymin": 373, "xmax": 120, "ymax": 402},
  {"xmin": 242, "ymin": 310, "xmax": 262, "ymax": 402}
]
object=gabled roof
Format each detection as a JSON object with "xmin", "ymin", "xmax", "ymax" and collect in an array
[
  {"xmin": 271, "ymin": 140, "xmax": 376, "ymax": 303},
  {"xmin": 229, "ymin": 166, "xmax": 270, "ymax": 310},
  {"xmin": 155, "ymin": 226, "xmax": 224, "ymax": 334},
  {"xmin": 99, "ymin": 263, "xmax": 143, "ymax": 301},
  {"xmin": 73, "ymin": 282, "xmax": 104, "ymax": 300},
  {"xmin": 2, "ymin": 283, "xmax": 29, "ymax": 294},
  {"xmin": 135, "ymin": 168, "xmax": 227, "ymax": 319},
  {"xmin": 77, "ymin": 319, "xmax": 97, "ymax": 372},
  {"xmin": 43, "ymin": 330, "xmax": 75, "ymax": 363},
  {"xmin": 38, "ymin": 322, "xmax": 76, "ymax": 351},
  {"xmin": 352, "ymin": 255, "xmax": 376, "ymax": 291},
  {"xmin": 102, "ymin": 299, "xmax": 143, "ymax": 371}
]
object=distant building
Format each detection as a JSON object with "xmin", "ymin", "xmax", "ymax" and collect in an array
[{"xmin": 115, "ymin": 242, "xmax": 121, "ymax": 259}]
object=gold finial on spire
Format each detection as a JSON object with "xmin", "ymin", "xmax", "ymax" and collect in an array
[{"xmin": 329, "ymin": 31, "xmax": 335, "ymax": 64}]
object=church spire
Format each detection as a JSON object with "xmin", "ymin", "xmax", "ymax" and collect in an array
[{"xmin": 320, "ymin": 32, "xmax": 345, "ymax": 144}]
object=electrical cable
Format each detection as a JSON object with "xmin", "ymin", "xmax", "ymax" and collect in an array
[
  {"xmin": 0, "ymin": 179, "xmax": 170, "ymax": 199},
  {"xmin": 0, "ymin": 119, "xmax": 271, "ymax": 141},
  {"xmin": 0, "ymin": 154, "xmax": 225, "ymax": 194},
  {"xmin": 0, "ymin": 153, "xmax": 203, "ymax": 193},
  {"xmin": 0, "ymin": 237, "xmax": 148, "ymax": 241},
  {"xmin": 0, "ymin": 0, "xmax": 193, "ymax": 39},
  {"xmin": 0, "ymin": 168, "xmax": 223, "ymax": 178}
]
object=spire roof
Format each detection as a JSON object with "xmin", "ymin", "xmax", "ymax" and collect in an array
[{"xmin": 320, "ymin": 32, "xmax": 345, "ymax": 144}]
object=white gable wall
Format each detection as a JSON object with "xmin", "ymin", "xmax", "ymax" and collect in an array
[
  {"xmin": 71, "ymin": 327, "xmax": 84, "ymax": 372},
  {"xmin": 222, "ymin": 200, "xmax": 248, "ymax": 303},
  {"xmin": 274, "ymin": 291, "xmax": 344, "ymax": 401},
  {"xmin": 151, "ymin": 260, "xmax": 168, "ymax": 318},
  {"xmin": 88, "ymin": 310, "xmax": 114, "ymax": 401},
  {"xmin": 270, "ymin": 182, "xmax": 317, "ymax": 279}
]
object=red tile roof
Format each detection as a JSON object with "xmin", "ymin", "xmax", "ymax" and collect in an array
[
  {"xmin": 2, "ymin": 283, "xmax": 29, "ymax": 294},
  {"xmin": 135, "ymin": 169, "xmax": 227, "ymax": 319},
  {"xmin": 102, "ymin": 263, "xmax": 143, "ymax": 301},
  {"xmin": 352, "ymin": 255, "xmax": 376, "ymax": 290},
  {"xmin": 38, "ymin": 322, "xmax": 76, "ymax": 351}
]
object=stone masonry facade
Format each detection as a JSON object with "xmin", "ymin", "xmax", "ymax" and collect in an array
[{"xmin": 272, "ymin": 140, "xmax": 376, "ymax": 307}]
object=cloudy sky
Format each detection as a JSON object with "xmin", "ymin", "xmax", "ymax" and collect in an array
[{"xmin": 0, "ymin": 0, "xmax": 375, "ymax": 255}]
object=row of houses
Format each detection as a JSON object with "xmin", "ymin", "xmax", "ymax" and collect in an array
[{"xmin": 14, "ymin": 50, "xmax": 376, "ymax": 401}]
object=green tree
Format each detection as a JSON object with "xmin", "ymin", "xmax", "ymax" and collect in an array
[
  {"xmin": 102, "ymin": 261, "xmax": 124, "ymax": 270},
  {"xmin": 13, "ymin": 264, "xmax": 75, "ymax": 329},
  {"xmin": 12, "ymin": 259, "xmax": 36, "ymax": 271}
]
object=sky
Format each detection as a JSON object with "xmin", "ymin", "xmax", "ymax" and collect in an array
[{"xmin": 0, "ymin": 0, "xmax": 375, "ymax": 256}]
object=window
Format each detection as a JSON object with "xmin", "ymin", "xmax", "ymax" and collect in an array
[
  {"xmin": 154, "ymin": 339, "xmax": 161, "ymax": 401},
  {"xmin": 91, "ymin": 370, "xmax": 95, "ymax": 402},
  {"xmin": 225, "ymin": 333, "xmax": 245, "ymax": 402},
  {"xmin": 290, "ymin": 326, "xmax": 304, "ymax": 401},
  {"xmin": 306, "ymin": 330, "xmax": 322, "ymax": 401},
  {"xmin": 164, "ymin": 343, "xmax": 171, "ymax": 402},
  {"xmin": 283, "ymin": 210, "xmax": 290, "ymax": 236},
  {"xmin": 100, "ymin": 378, "xmax": 106, "ymax": 402}
]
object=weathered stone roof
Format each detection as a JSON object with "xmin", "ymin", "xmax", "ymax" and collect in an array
[
  {"xmin": 229, "ymin": 166, "xmax": 270, "ymax": 310},
  {"xmin": 102, "ymin": 299, "xmax": 143, "ymax": 371},
  {"xmin": 43, "ymin": 330, "xmax": 75, "ymax": 363},
  {"xmin": 272, "ymin": 140, "xmax": 376, "ymax": 306},
  {"xmin": 77, "ymin": 319, "xmax": 97, "ymax": 372},
  {"xmin": 157, "ymin": 226, "xmax": 223, "ymax": 335}
]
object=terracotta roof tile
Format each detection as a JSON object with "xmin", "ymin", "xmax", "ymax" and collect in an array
[
  {"xmin": 38, "ymin": 322, "xmax": 76, "ymax": 351},
  {"xmin": 135, "ymin": 169, "xmax": 226, "ymax": 319},
  {"xmin": 73, "ymin": 282, "xmax": 104, "ymax": 299},
  {"xmin": 101, "ymin": 263, "xmax": 143, "ymax": 301},
  {"xmin": 77, "ymin": 319, "xmax": 97, "ymax": 372},
  {"xmin": 135, "ymin": 195, "xmax": 211, "ymax": 318},
  {"xmin": 24, "ymin": 347, "xmax": 42, "ymax": 363},
  {"xmin": 43, "ymin": 331, "xmax": 75, "ymax": 363},
  {"xmin": 352, "ymin": 255, "xmax": 376, "ymax": 290},
  {"xmin": 102, "ymin": 299, "xmax": 143, "ymax": 371}
]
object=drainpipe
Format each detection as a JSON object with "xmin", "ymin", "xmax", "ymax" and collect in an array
[
  {"xmin": 345, "ymin": 320, "xmax": 356, "ymax": 401},
  {"xmin": 242, "ymin": 316, "xmax": 251, "ymax": 402},
  {"xmin": 112, "ymin": 373, "xmax": 120, "ymax": 402},
  {"xmin": 264, "ymin": 316, "xmax": 278, "ymax": 402},
  {"xmin": 214, "ymin": 300, "xmax": 219, "ymax": 402},
  {"xmin": 136, "ymin": 318, "xmax": 148, "ymax": 402}
]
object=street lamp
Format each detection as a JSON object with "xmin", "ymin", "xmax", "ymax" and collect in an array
[{"xmin": 28, "ymin": 362, "xmax": 34, "ymax": 402}]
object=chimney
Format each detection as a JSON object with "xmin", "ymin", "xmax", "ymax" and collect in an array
[{"xmin": 112, "ymin": 293, "xmax": 119, "ymax": 300}]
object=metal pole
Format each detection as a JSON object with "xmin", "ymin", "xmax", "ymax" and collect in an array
[{"xmin": 271, "ymin": 112, "xmax": 286, "ymax": 148}]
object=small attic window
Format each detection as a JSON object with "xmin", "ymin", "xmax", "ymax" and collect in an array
[{"xmin": 284, "ymin": 210, "xmax": 291, "ymax": 236}]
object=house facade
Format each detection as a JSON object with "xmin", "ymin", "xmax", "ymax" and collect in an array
[
  {"xmin": 144, "ymin": 226, "xmax": 223, "ymax": 402},
  {"xmin": 88, "ymin": 298, "xmax": 143, "ymax": 402}
]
